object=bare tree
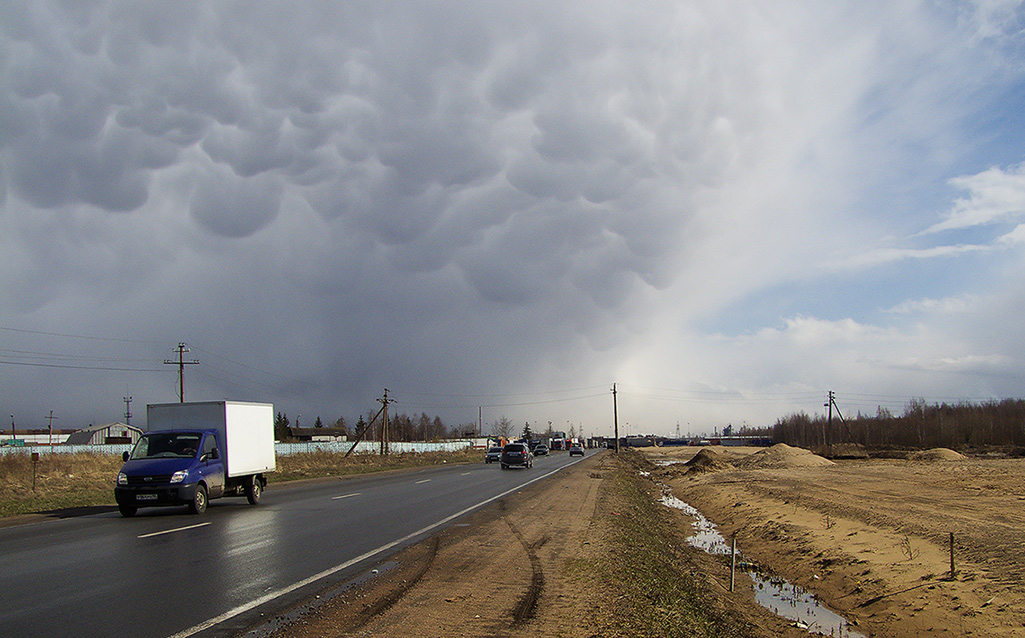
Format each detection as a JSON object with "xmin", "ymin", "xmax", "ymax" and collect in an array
[{"xmin": 491, "ymin": 416, "xmax": 513, "ymax": 438}]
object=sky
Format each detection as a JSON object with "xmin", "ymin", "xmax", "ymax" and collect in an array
[{"xmin": 2, "ymin": 1, "xmax": 1025, "ymax": 438}]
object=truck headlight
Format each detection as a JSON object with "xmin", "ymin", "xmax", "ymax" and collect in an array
[
  {"xmin": 117, "ymin": 472, "xmax": 128, "ymax": 486},
  {"xmin": 170, "ymin": 470, "xmax": 188, "ymax": 484}
]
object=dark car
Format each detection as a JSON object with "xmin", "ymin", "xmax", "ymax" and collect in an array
[
  {"xmin": 532, "ymin": 444, "xmax": 549, "ymax": 456},
  {"xmin": 569, "ymin": 443, "xmax": 584, "ymax": 457},
  {"xmin": 485, "ymin": 446, "xmax": 503, "ymax": 463},
  {"xmin": 501, "ymin": 443, "xmax": 533, "ymax": 469}
]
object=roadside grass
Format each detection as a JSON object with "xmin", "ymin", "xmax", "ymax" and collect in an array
[
  {"xmin": 270, "ymin": 448, "xmax": 481, "ymax": 482},
  {"xmin": 0, "ymin": 453, "xmax": 124, "ymax": 517},
  {"xmin": 0, "ymin": 447, "xmax": 482, "ymax": 518},
  {"xmin": 584, "ymin": 450, "xmax": 755, "ymax": 638}
]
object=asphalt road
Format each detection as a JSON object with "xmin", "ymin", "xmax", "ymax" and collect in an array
[{"xmin": 0, "ymin": 450, "xmax": 592, "ymax": 638}]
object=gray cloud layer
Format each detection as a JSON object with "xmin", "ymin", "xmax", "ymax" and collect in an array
[{"xmin": 3, "ymin": 1, "xmax": 1024, "ymax": 431}]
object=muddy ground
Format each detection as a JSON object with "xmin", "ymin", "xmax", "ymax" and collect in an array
[
  {"xmin": 253, "ymin": 445, "xmax": 1024, "ymax": 637},
  {"xmin": 647, "ymin": 444, "xmax": 1025, "ymax": 637}
]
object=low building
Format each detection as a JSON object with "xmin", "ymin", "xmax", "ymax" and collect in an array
[{"xmin": 66, "ymin": 422, "xmax": 143, "ymax": 445}]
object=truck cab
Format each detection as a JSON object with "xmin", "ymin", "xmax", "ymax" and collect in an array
[{"xmin": 115, "ymin": 429, "xmax": 230, "ymax": 516}]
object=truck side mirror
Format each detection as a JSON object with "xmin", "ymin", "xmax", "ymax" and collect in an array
[{"xmin": 122, "ymin": 451, "xmax": 130, "ymax": 462}]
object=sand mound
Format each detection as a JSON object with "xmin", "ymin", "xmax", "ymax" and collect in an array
[
  {"xmin": 684, "ymin": 448, "xmax": 734, "ymax": 474},
  {"xmin": 738, "ymin": 443, "xmax": 835, "ymax": 469},
  {"xmin": 909, "ymin": 448, "xmax": 966, "ymax": 461}
]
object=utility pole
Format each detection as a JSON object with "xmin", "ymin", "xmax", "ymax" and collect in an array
[
  {"xmin": 378, "ymin": 389, "xmax": 394, "ymax": 456},
  {"xmin": 123, "ymin": 396, "xmax": 133, "ymax": 426},
  {"xmin": 824, "ymin": 390, "xmax": 833, "ymax": 452},
  {"xmin": 45, "ymin": 410, "xmax": 58, "ymax": 447},
  {"xmin": 164, "ymin": 342, "xmax": 199, "ymax": 403},
  {"xmin": 612, "ymin": 383, "xmax": 620, "ymax": 453}
]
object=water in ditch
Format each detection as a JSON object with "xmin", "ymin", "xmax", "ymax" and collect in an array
[{"xmin": 659, "ymin": 492, "xmax": 867, "ymax": 638}]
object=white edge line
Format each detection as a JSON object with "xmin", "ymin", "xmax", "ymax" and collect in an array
[
  {"xmin": 138, "ymin": 522, "xmax": 211, "ymax": 539},
  {"xmin": 167, "ymin": 456, "xmax": 587, "ymax": 638}
]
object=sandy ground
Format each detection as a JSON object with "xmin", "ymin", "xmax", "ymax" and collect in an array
[
  {"xmin": 646, "ymin": 444, "xmax": 1025, "ymax": 638},
  {"xmin": 256, "ymin": 452, "xmax": 804, "ymax": 638}
]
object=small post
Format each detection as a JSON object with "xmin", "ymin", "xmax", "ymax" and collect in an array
[
  {"xmin": 31, "ymin": 452, "xmax": 40, "ymax": 492},
  {"xmin": 730, "ymin": 534, "xmax": 737, "ymax": 592},
  {"xmin": 949, "ymin": 532, "xmax": 956, "ymax": 579}
]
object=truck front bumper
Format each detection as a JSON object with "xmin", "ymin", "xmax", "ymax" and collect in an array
[{"xmin": 115, "ymin": 483, "xmax": 199, "ymax": 508}]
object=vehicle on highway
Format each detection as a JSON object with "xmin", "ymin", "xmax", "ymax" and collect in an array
[
  {"xmin": 485, "ymin": 446, "xmax": 503, "ymax": 463},
  {"xmin": 569, "ymin": 443, "xmax": 584, "ymax": 457},
  {"xmin": 500, "ymin": 442, "xmax": 533, "ymax": 469},
  {"xmin": 532, "ymin": 444, "xmax": 549, "ymax": 456},
  {"xmin": 114, "ymin": 401, "xmax": 276, "ymax": 517}
]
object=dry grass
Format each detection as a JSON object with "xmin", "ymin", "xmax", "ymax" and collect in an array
[
  {"xmin": 0, "ymin": 452, "xmax": 124, "ymax": 517},
  {"xmin": 0, "ymin": 447, "xmax": 483, "ymax": 518},
  {"xmin": 272, "ymin": 448, "xmax": 482, "ymax": 482}
]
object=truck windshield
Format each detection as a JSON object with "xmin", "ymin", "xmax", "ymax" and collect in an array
[{"xmin": 129, "ymin": 433, "xmax": 203, "ymax": 460}]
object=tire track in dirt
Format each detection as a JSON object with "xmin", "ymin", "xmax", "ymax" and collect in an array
[
  {"xmin": 353, "ymin": 535, "xmax": 440, "ymax": 627},
  {"xmin": 504, "ymin": 516, "xmax": 546, "ymax": 626}
]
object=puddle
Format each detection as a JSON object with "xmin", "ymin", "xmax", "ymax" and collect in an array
[{"xmin": 659, "ymin": 491, "xmax": 867, "ymax": 638}]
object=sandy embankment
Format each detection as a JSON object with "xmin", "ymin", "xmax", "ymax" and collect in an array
[{"xmin": 646, "ymin": 444, "xmax": 1025, "ymax": 638}]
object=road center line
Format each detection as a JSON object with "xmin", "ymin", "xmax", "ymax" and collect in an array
[
  {"xmin": 138, "ymin": 522, "xmax": 211, "ymax": 539},
  {"xmin": 167, "ymin": 455, "xmax": 588, "ymax": 638},
  {"xmin": 331, "ymin": 492, "xmax": 362, "ymax": 500},
  {"xmin": 415, "ymin": 479, "xmax": 432, "ymax": 484}
]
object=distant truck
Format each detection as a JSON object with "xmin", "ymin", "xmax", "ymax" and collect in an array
[{"xmin": 114, "ymin": 401, "xmax": 276, "ymax": 517}]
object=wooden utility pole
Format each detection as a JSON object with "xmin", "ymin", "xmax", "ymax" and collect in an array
[
  {"xmin": 345, "ymin": 403, "xmax": 386, "ymax": 457},
  {"xmin": 612, "ymin": 383, "xmax": 620, "ymax": 453},
  {"xmin": 378, "ymin": 389, "xmax": 394, "ymax": 456},
  {"xmin": 164, "ymin": 343, "xmax": 199, "ymax": 402},
  {"xmin": 825, "ymin": 390, "xmax": 833, "ymax": 453},
  {"xmin": 45, "ymin": 410, "xmax": 58, "ymax": 447}
]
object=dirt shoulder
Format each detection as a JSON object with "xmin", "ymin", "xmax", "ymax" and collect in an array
[
  {"xmin": 646, "ymin": 445, "xmax": 1025, "ymax": 638},
  {"xmin": 253, "ymin": 451, "xmax": 804, "ymax": 638}
]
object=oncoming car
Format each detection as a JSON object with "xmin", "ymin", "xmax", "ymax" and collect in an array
[
  {"xmin": 569, "ymin": 443, "xmax": 584, "ymax": 457},
  {"xmin": 485, "ymin": 446, "xmax": 503, "ymax": 464},
  {"xmin": 500, "ymin": 443, "xmax": 533, "ymax": 469}
]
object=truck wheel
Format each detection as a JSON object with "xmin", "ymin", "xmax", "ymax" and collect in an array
[
  {"xmin": 245, "ymin": 477, "xmax": 262, "ymax": 505},
  {"xmin": 189, "ymin": 485, "xmax": 208, "ymax": 515},
  {"xmin": 118, "ymin": 504, "xmax": 137, "ymax": 517}
]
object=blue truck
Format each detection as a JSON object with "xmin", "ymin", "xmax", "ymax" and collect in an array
[{"xmin": 114, "ymin": 401, "xmax": 276, "ymax": 517}]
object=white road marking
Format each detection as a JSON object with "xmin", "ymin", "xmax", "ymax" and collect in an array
[
  {"xmin": 138, "ymin": 522, "xmax": 211, "ymax": 539},
  {"xmin": 331, "ymin": 492, "xmax": 362, "ymax": 500},
  {"xmin": 167, "ymin": 456, "xmax": 589, "ymax": 638},
  {"xmin": 415, "ymin": 479, "xmax": 431, "ymax": 484}
]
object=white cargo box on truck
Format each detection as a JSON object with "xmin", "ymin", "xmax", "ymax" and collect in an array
[{"xmin": 146, "ymin": 401, "xmax": 276, "ymax": 478}]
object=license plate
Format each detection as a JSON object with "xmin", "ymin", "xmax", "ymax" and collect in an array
[{"xmin": 136, "ymin": 493, "xmax": 158, "ymax": 501}]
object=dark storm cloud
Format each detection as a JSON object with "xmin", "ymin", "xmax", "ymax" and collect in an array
[{"xmin": 3, "ymin": 1, "xmax": 1025, "ymax": 433}]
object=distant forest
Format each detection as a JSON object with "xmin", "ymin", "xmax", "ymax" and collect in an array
[
  {"xmin": 276, "ymin": 411, "xmax": 477, "ymax": 442},
  {"xmin": 753, "ymin": 398, "xmax": 1025, "ymax": 451}
]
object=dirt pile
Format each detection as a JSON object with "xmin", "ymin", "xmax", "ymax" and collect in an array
[
  {"xmin": 909, "ymin": 447, "xmax": 965, "ymax": 461},
  {"xmin": 737, "ymin": 443, "xmax": 835, "ymax": 469},
  {"xmin": 684, "ymin": 448, "xmax": 734, "ymax": 474}
]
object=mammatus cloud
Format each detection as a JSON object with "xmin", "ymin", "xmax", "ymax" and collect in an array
[{"xmin": 2, "ymin": 2, "xmax": 1025, "ymax": 433}]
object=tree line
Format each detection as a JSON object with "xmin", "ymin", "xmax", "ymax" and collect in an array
[
  {"xmin": 764, "ymin": 398, "xmax": 1025, "ymax": 451},
  {"xmin": 274, "ymin": 411, "xmax": 477, "ymax": 442}
]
